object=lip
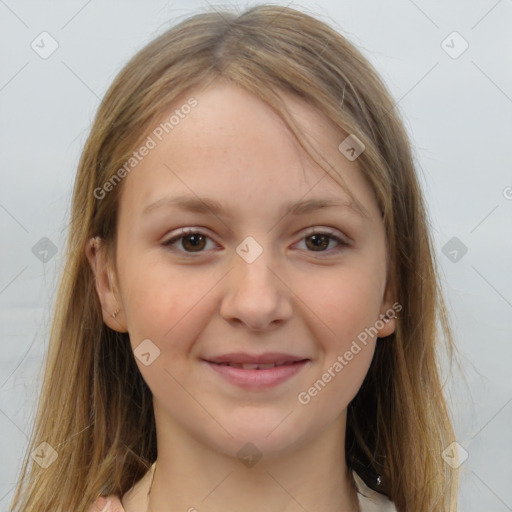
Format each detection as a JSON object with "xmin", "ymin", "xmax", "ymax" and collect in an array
[
  {"xmin": 204, "ymin": 352, "xmax": 308, "ymax": 365},
  {"xmin": 202, "ymin": 357, "xmax": 310, "ymax": 390}
]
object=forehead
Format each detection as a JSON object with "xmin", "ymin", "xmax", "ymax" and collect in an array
[{"xmin": 118, "ymin": 82, "xmax": 379, "ymax": 223}]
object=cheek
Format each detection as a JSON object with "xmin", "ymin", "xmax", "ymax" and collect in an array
[
  {"xmin": 303, "ymin": 262, "xmax": 384, "ymax": 348},
  {"xmin": 297, "ymin": 270, "xmax": 379, "ymax": 416},
  {"xmin": 122, "ymin": 266, "xmax": 218, "ymax": 398},
  {"xmin": 297, "ymin": 342, "xmax": 375, "ymax": 430},
  {"xmin": 118, "ymin": 255, "xmax": 218, "ymax": 354},
  {"xmin": 295, "ymin": 261, "xmax": 382, "ymax": 408}
]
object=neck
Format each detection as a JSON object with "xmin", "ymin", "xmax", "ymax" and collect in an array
[{"xmin": 140, "ymin": 408, "xmax": 360, "ymax": 512}]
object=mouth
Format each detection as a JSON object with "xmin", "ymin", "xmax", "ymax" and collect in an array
[
  {"xmin": 208, "ymin": 360, "xmax": 308, "ymax": 370},
  {"xmin": 202, "ymin": 357, "xmax": 310, "ymax": 389}
]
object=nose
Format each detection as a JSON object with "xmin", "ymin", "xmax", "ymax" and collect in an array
[{"xmin": 219, "ymin": 247, "xmax": 293, "ymax": 332}]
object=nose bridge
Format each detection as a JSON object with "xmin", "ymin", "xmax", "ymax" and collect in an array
[
  {"xmin": 232, "ymin": 235, "xmax": 280, "ymax": 297},
  {"xmin": 219, "ymin": 235, "xmax": 292, "ymax": 330}
]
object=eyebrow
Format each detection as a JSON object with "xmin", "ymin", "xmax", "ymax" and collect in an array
[{"xmin": 142, "ymin": 194, "xmax": 368, "ymax": 219}]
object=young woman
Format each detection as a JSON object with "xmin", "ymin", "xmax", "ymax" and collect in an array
[{"xmin": 10, "ymin": 5, "xmax": 459, "ymax": 512}]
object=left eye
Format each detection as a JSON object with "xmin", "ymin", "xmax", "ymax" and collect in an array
[
  {"xmin": 295, "ymin": 231, "xmax": 347, "ymax": 255},
  {"xmin": 162, "ymin": 228, "xmax": 347, "ymax": 255}
]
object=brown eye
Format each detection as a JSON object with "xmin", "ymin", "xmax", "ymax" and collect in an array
[
  {"xmin": 305, "ymin": 233, "xmax": 331, "ymax": 251},
  {"xmin": 163, "ymin": 230, "xmax": 215, "ymax": 254},
  {"xmin": 295, "ymin": 230, "xmax": 348, "ymax": 257},
  {"xmin": 180, "ymin": 233, "xmax": 207, "ymax": 252}
]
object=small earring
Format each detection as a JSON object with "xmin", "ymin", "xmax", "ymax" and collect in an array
[{"xmin": 112, "ymin": 308, "xmax": 120, "ymax": 319}]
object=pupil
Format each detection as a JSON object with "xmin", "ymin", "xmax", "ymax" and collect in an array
[
  {"xmin": 184, "ymin": 234, "xmax": 205, "ymax": 251},
  {"xmin": 308, "ymin": 234, "xmax": 328, "ymax": 251}
]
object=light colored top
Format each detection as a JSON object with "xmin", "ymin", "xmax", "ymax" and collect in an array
[
  {"xmin": 90, "ymin": 462, "xmax": 397, "ymax": 512},
  {"xmin": 352, "ymin": 471, "xmax": 397, "ymax": 512}
]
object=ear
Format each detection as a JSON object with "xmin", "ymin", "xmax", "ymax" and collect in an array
[
  {"xmin": 85, "ymin": 237, "xmax": 128, "ymax": 333},
  {"xmin": 376, "ymin": 273, "xmax": 400, "ymax": 338}
]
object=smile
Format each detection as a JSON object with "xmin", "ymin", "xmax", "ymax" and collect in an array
[
  {"xmin": 213, "ymin": 361, "xmax": 298, "ymax": 369},
  {"xmin": 203, "ymin": 359, "xmax": 309, "ymax": 389}
]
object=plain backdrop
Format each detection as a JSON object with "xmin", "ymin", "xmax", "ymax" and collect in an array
[{"xmin": 1, "ymin": 1, "xmax": 511, "ymax": 510}]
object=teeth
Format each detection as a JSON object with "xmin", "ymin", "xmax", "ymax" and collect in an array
[
  {"xmin": 224, "ymin": 362, "xmax": 291, "ymax": 369},
  {"xmin": 241, "ymin": 363, "xmax": 260, "ymax": 369},
  {"xmin": 215, "ymin": 361, "xmax": 302, "ymax": 369}
]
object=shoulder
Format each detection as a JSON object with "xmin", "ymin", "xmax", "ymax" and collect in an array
[
  {"xmin": 87, "ymin": 467, "xmax": 395, "ymax": 512},
  {"xmin": 353, "ymin": 471, "xmax": 397, "ymax": 512},
  {"xmin": 87, "ymin": 462, "xmax": 155, "ymax": 512},
  {"xmin": 87, "ymin": 496, "xmax": 126, "ymax": 512}
]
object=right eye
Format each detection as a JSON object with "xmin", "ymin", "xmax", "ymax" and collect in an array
[{"xmin": 162, "ymin": 228, "xmax": 218, "ymax": 254}]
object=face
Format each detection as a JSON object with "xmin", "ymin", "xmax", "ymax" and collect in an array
[{"xmin": 87, "ymin": 81, "xmax": 396, "ymax": 460}]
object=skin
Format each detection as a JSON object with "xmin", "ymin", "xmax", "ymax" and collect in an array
[{"xmin": 86, "ymin": 80, "xmax": 396, "ymax": 512}]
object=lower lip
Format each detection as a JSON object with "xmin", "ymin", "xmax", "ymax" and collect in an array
[{"xmin": 204, "ymin": 360, "xmax": 309, "ymax": 389}]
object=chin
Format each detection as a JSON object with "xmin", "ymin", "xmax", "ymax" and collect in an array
[{"xmin": 208, "ymin": 417, "xmax": 308, "ymax": 461}]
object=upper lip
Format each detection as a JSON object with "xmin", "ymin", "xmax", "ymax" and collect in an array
[{"xmin": 204, "ymin": 352, "xmax": 309, "ymax": 365}]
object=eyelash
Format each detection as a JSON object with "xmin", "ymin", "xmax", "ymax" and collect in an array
[{"xmin": 162, "ymin": 227, "xmax": 349, "ymax": 258}]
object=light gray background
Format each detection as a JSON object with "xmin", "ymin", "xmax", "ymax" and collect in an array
[{"xmin": 1, "ymin": 1, "xmax": 511, "ymax": 510}]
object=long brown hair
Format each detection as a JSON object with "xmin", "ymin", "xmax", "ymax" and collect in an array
[{"xmin": 10, "ymin": 5, "xmax": 458, "ymax": 511}]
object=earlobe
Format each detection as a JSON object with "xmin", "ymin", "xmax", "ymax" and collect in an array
[
  {"xmin": 376, "ymin": 309, "xmax": 398, "ymax": 338},
  {"xmin": 376, "ymin": 277, "xmax": 400, "ymax": 338},
  {"xmin": 85, "ymin": 236, "xmax": 128, "ymax": 333}
]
